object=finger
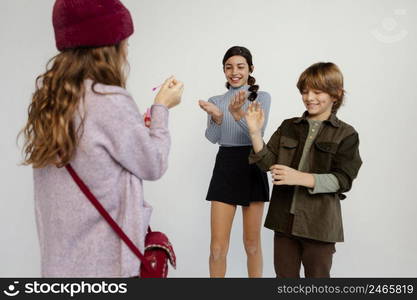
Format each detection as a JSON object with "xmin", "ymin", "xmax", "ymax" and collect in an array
[
  {"xmin": 272, "ymin": 175, "xmax": 285, "ymax": 181},
  {"xmin": 178, "ymin": 83, "xmax": 184, "ymax": 94},
  {"xmin": 198, "ymin": 104, "xmax": 206, "ymax": 111},
  {"xmin": 234, "ymin": 93, "xmax": 240, "ymax": 104},
  {"xmin": 247, "ymin": 102, "xmax": 254, "ymax": 113},
  {"xmin": 172, "ymin": 80, "xmax": 184, "ymax": 90},
  {"xmin": 169, "ymin": 78, "xmax": 181, "ymax": 88},
  {"xmin": 269, "ymin": 165, "xmax": 280, "ymax": 171},
  {"xmin": 198, "ymin": 101, "xmax": 209, "ymax": 110},
  {"xmin": 270, "ymin": 166, "xmax": 286, "ymax": 173},
  {"xmin": 270, "ymin": 169, "xmax": 278, "ymax": 175},
  {"xmin": 272, "ymin": 178, "xmax": 284, "ymax": 185},
  {"xmin": 233, "ymin": 92, "xmax": 240, "ymax": 104},
  {"xmin": 242, "ymin": 90, "xmax": 247, "ymax": 98},
  {"xmin": 240, "ymin": 91, "xmax": 247, "ymax": 103},
  {"xmin": 162, "ymin": 75, "xmax": 175, "ymax": 88},
  {"xmin": 273, "ymin": 180, "xmax": 286, "ymax": 186},
  {"xmin": 253, "ymin": 101, "xmax": 259, "ymax": 112},
  {"xmin": 252, "ymin": 101, "xmax": 258, "ymax": 112},
  {"xmin": 272, "ymin": 175, "xmax": 286, "ymax": 182},
  {"xmin": 198, "ymin": 100, "xmax": 207, "ymax": 107},
  {"xmin": 274, "ymin": 164, "xmax": 286, "ymax": 170},
  {"xmin": 168, "ymin": 79, "xmax": 177, "ymax": 88},
  {"xmin": 229, "ymin": 95, "xmax": 235, "ymax": 107},
  {"xmin": 271, "ymin": 170, "xmax": 284, "ymax": 176},
  {"xmin": 238, "ymin": 91, "xmax": 245, "ymax": 102}
]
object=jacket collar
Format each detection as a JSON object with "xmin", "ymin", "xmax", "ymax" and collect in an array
[{"xmin": 293, "ymin": 111, "xmax": 340, "ymax": 128}]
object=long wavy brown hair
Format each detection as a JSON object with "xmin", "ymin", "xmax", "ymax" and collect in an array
[{"xmin": 20, "ymin": 40, "xmax": 128, "ymax": 168}]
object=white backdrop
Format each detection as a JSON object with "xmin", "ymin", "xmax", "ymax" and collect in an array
[{"xmin": 1, "ymin": 0, "xmax": 416, "ymax": 277}]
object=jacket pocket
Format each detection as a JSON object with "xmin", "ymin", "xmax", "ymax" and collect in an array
[
  {"xmin": 277, "ymin": 136, "xmax": 298, "ymax": 166},
  {"xmin": 315, "ymin": 142, "xmax": 338, "ymax": 154},
  {"xmin": 281, "ymin": 136, "xmax": 299, "ymax": 148},
  {"xmin": 313, "ymin": 141, "xmax": 338, "ymax": 172}
]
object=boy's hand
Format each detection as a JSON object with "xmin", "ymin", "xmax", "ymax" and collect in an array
[
  {"xmin": 270, "ymin": 165, "xmax": 314, "ymax": 188},
  {"xmin": 245, "ymin": 101, "xmax": 264, "ymax": 135}
]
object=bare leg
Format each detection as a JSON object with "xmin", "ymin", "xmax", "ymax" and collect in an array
[
  {"xmin": 209, "ymin": 201, "xmax": 236, "ymax": 277},
  {"xmin": 242, "ymin": 201, "xmax": 264, "ymax": 278}
]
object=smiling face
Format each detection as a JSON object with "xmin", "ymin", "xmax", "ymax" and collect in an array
[
  {"xmin": 297, "ymin": 62, "xmax": 345, "ymax": 117},
  {"xmin": 301, "ymin": 88, "xmax": 336, "ymax": 121},
  {"xmin": 223, "ymin": 55, "xmax": 252, "ymax": 88}
]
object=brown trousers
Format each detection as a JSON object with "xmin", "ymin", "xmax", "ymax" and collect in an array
[{"xmin": 274, "ymin": 215, "xmax": 336, "ymax": 278}]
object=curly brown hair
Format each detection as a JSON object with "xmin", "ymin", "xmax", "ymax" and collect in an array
[{"xmin": 20, "ymin": 41, "xmax": 128, "ymax": 168}]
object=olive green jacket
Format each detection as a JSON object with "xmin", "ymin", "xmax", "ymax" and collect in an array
[{"xmin": 249, "ymin": 112, "xmax": 362, "ymax": 242}]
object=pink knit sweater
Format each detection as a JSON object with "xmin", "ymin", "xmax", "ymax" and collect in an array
[{"xmin": 34, "ymin": 79, "xmax": 170, "ymax": 277}]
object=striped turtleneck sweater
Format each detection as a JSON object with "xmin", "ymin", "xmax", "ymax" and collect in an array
[{"xmin": 205, "ymin": 85, "xmax": 271, "ymax": 146}]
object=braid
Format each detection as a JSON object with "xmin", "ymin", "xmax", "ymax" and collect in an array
[{"xmin": 247, "ymin": 75, "xmax": 259, "ymax": 101}]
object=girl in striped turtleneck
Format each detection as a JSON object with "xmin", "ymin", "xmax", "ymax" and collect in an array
[{"xmin": 198, "ymin": 46, "xmax": 271, "ymax": 277}]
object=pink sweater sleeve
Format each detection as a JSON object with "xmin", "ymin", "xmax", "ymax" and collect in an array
[{"xmin": 91, "ymin": 91, "xmax": 170, "ymax": 181}]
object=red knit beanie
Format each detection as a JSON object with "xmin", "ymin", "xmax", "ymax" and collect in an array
[{"xmin": 52, "ymin": 0, "xmax": 134, "ymax": 51}]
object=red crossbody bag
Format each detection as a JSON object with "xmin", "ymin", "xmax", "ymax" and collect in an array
[{"xmin": 65, "ymin": 164, "xmax": 176, "ymax": 278}]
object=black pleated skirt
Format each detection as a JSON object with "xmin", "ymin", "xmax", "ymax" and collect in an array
[{"xmin": 206, "ymin": 146, "xmax": 269, "ymax": 206}]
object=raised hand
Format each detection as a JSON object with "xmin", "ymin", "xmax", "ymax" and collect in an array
[
  {"xmin": 228, "ymin": 90, "xmax": 246, "ymax": 120},
  {"xmin": 154, "ymin": 76, "xmax": 184, "ymax": 109},
  {"xmin": 198, "ymin": 100, "xmax": 223, "ymax": 125},
  {"xmin": 245, "ymin": 101, "xmax": 264, "ymax": 135}
]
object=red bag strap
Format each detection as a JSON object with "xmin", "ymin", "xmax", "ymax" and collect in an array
[{"xmin": 65, "ymin": 164, "xmax": 151, "ymax": 271}]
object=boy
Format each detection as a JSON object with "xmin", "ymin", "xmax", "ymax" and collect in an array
[{"xmin": 245, "ymin": 62, "xmax": 362, "ymax": 278}]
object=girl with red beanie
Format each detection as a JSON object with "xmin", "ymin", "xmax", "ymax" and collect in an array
[{"xmin": 21, "ymin": 0, "xmax": 183, "ymax": 277}]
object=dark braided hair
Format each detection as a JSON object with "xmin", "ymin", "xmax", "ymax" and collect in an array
[{"xmin": 222, "ymin": 46, "xmax": 259, "ymax": 101}]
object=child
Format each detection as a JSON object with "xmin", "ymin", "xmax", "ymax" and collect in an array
[
  {"xmin": 20, "ymin": 0, "xmax": 183, "ymax": 277},
  {"xmin": 198, "ymin": 46, "xmax": 271, "ymax": 277},
  {"xmin": 245, "ymin": 62, "xmax": 362, "ymax": 278}
]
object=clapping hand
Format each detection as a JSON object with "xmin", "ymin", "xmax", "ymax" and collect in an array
[
  {"xmin": 245, "ymin": 101, "xmax": 264, "ymax": 135},
  {"xmin": 228, "ymin": 90, "xmax": 247, "ymax": 120},
  {"xmin": 198, "ymin": 100, "xmax": 223, "ymax": 125}
]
